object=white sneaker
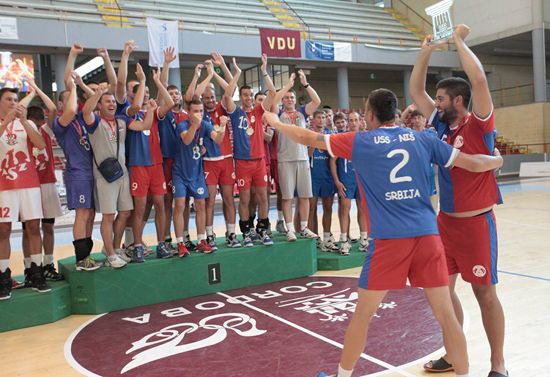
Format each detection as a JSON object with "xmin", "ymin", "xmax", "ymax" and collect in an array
[
  {"xmin": 300, "ymin": 227, "xmax": 318, "ymax": 239},
  {"xmin": 115, "ymin": 248, "xmax": 132, "ymax": 263},
  {"xmin": 287, "ymin": 230, "xmax": 297, "ymax": 242},
  {"xmin": 105, "ymin": 254, "xmax": 127, "ymax": 269},
  {"xmin": 321, "ymin": 238, "xmax": 340, "ymax": 252},
  {"xmin": 339, "ymin": 241, "xmax": 352, "ymax": 256},
  {"xmin": 359, "ymin": 237, "xmax": 370, "ymax": 252}
]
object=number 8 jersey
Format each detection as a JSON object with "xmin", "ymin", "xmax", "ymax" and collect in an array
[{"xmin": 325, "ymin": 126, "xmax": 458, "ymax": 239}]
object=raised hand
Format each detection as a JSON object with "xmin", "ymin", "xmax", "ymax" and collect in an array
[
  {"xmin": 232, "ymin": 57, "xmax": 241, "ymax": 75},
  {"xmin": 219, "ymin": 115, "xmax": 228, "ymax": 127},
  {"xmin": 123, "ymin": 40, "xmax": 136, "ymax": 55},
  {"xmin": 210, "ymin": 52, "xmax": 225, "ymax": 67},
  {"xmin": 71, "ymin": 43, "xmax": 84, "ymax": 55},
  {"xmin": 136, "ymin": 63, "xmax": 146, "ymax": 82},
  {"xmin": 15, "ymin": 104, "xmax": 27, "ymax": 120},
  {"xmin": 190, "ymin": 112, "xmax": 202, "ymax": 126},
  {"xmin": 204, "ymin": 60, "xmax": 214, "ymax": 75},
  {"xmin": 146, "ymin": 99, "xmax": 158, "ymax": 112},
  {"xmin": 163, "ymin": 46, "xmax": 177, "ymax": 64},
  {"xmin": 297, "ymin": 69, "xmax": 308, "ymax": 86},
  {"xmin": 97, "ymin": 48, "xmax": 109, "ymax": 59},
  {"xmin": 152, "ymin": 66, "xmax": 161, "ymax": 83},
  {"xmin": 98, "ymin": 82, "xmax": 110, "ymax": 93},
  {"xmin": 260, "ymin": 53, "xmax": 268, "ymax": 74},
  {"xmin": 453, "ymin": 24, "xmax": 471, "ymax": 41},
  {"xmin": 288, "ymin": 72, "xmax": 296, "ymax": 87},
  {"xmin": 194, "ymin": 64, "xmax": 204, "ymax": 78}
]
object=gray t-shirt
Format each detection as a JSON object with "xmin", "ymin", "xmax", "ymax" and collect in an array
[
  {"xmin": 277, "ymin": 105, "xmax": 309, "ymax": 162},
  {"xmin": 86, "ymin": 114, "xmax": 131, "ymax": 178}
]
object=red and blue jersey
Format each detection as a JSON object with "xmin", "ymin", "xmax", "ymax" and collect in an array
[
  {"xmin": 429, "ymin": 110, "xmax": 502, "ymax": 213},
  {"xmin": 173, "ymin": 120, "xmax": 214, "ymax": 182},
  {"xmin": 53, "ymin": 113, "xmax": 93, "ymax": 181},
  {"xmin": 227, "ymin": 104, "xmax": 265, "ymax": 160},
  {"xmin": 326, "ymin": 127, "xmax": 458, "ymax": 239},
  {"xmin": 158, "ymin": 110, "xmax": 187, "ymax": 159},
  {"xmin": 203, "ymin": 102, "xmax": 233, "ymax": 160}
]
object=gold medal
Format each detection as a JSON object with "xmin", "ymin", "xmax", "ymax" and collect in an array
[{"xmin": 246, "ymin": 127, "xmax": 254, "ymax": 136}]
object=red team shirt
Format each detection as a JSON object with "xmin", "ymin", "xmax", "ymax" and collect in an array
[
  {"xmin": 0, "ymin": 119, "xmax": 41, "ymax": 190},
  {"xmin": 244, "ymin": 104, "xmax": 266, "ymax": 159},
  {"xmin": 204, "ymin": 102, "xmax": 233, "ymax": 159},
  {"xmin": 429, "ymin": 110, "xmax": 502, "ymax": 213},
  {"xmin": 35, "ymin": 125, "xmax": 57, "ymax": 184}
]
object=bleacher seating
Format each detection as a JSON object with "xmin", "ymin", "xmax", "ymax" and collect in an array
[{"xmin": 0, "ymin": 0, "xmax": 421, "ymax": 48}]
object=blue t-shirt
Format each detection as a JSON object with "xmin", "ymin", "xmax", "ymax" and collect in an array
[
  {"xmin": 310, "ymin": 147, "xmax": 333, "ymax": 182},
  {"xmin": 173, "ymin": 120, "xmax": 214, "ymax": 182},
  {"xmin": 326, "ymin": 127, "xmax": 458, "ymax": 239},
  {"xmin": 158, "ymin": 111, "xmax": 179, "ymax": 159},
  {"xmin": 52, "ymin": 113, "xmax": 93, "ymax": 181},
  {"xmin": 337, "ymin": 157, "xmax": 356, "ymax": 187}
]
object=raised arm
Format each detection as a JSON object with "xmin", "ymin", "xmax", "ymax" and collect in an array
[
  {"xmin": 64, "ymin": 43, "xmax": 83, "ymax": 85},
  {"xmin": 129, "ymin": 100, "xmax": 158, "ymax": 131},
  {"xmin": 212, "ymin": 71, "xmax": 229, "ymax": 91},
  {"xmin": 193, "ymin": 60, "xmax": 214, "ymax": 100},
  {"xmin": 222, "ymin": 58, "xmax": 242, "ymax": 113},
  {"xmin": 17, "ymin": 105, "xmax": 45, "ymax": 149},
  {"xmin": 183, "ymin": 64, "xmax": 203, "ymax": 104},
  {"xmin": 18, "ymin": 86, "xmax": 36, "ymax": 108},
  {"xmin": 263, "ymin": 111, "xmax": 325, "ymax": 150},
  {"xmin": 160, "ymin": 46, "xmax": 177, "ymax": 87},
  {"xmin": 453, "ymin": 148, "xmax": 503, "ymax": 172},
  {"xmin": 75, "ymin": 72, "xmax": 94, "ymax": 99},
  {"xmin": 259, "ymin": 54, "xmax": 276, "ymax": 110},
  {"xmin": 116, "ymin": 40, "xmax": 135, "ymax": 103},
  {"xmin": 27, "ymin": 79, "xmax": 57, "ymax": 127},
  {"xmin": 299, "ymin": 69, "xmax": 321, "ymax": 116},
  {"xmin": 82, "ymin": 86, "xmax": 106, "ymax": 125},
  {"xmin": 127, "ymin": 63, "xmax": 146, "ymax": 117},
  {"xmin": 97, "ymin": 48, "xmax": 117, "ymax": 94},
  {"xmin": 211, "ymin": 52, "xmax": 233, "ymax": 82},
  {"xmin": 58, "ymin": 78, "xmax": 78, "ymax": 127},
  {"xmin": 153, "ymin": 67, "xmax": 175, "ymax": 118},
  {"xmin": 453, "ymin": 24, "xmax": 492, "ymax": 118},
  {"xmin": 272, "ymin": 73, "xmax": 296, "ymax": 112},
  {"xmin": 409, "ymin": 36, "xmax": 439, "ymax": 117}
]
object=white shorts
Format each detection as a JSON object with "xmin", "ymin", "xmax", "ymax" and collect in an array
[
  {"xmin": 0, "ymin": 187, "xmax": 43, "ymax": 223},
  {"xmin": 41, "ymin": 183, "xmax": 63, "ymax": 219},
  {"xmin": 278, "ymin": 160, "xmax": 313, "ymax": 200}
]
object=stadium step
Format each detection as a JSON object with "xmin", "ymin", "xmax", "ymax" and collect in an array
[{"xmin": 94, "ymin": 0, "xmax": 132, "ymax": 28}]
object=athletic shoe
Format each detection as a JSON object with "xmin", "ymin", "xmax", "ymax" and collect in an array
[
  {"xmin": 259, "ymin": 229, "xmax": 274, "ymax": 246},
  {"xmin": 132, "ymin": 245, "xmax": 145, "ymax": 263},
  {"xmin": 275, "ymin": 220, "xmax": 287, "ymax": 234},
  {"xmin": 156, "ymin": 242, "xmax": 172, "ymax": 259},
  {"xmin": 196, "ymin": 239, "xmax": 214, "ymax": 253},
  {"xmin": 143, "ymin": 242, "xmax": 153, "ymax": 257},
  {"xmin": 11, "ymin": 278, "xmax": 24, "ymax": 289},
  {"xmin": 242, "ymin": 233, "xmax": 254, "ymax": 248},
  {"xmin": 43, "ymin": 263, "xmax": 65, "ymax": 281},
  {"xmin": 226, "ymin": 232, "xmax": 242, "ymax": 248},
  {"xmin": 359, "ymin": 237, "xmax": 370, "ymax": 252},
  {"xmin": 164, "ymin": 241, "xmax": 177, "ymax": 255},
  {"xmin": 28, "ymin": 262, "xmax": 51, "ymax": 293},
  {"xmin": 76, "ymin": 256, "xmax": 102, "ymax": 271},
  {"xmin": 287, "ymin": 230, "xmax": 297, "ymax": 242},
  {"xmin": 267, "ymin": 221, "xmax": 273, "ymax": 236},
  {"xmin": 321, "ymin": 239, "xmax": 340, "ymax": 253},
  {"xmin": 249, "ymin": 229, "xmax": 261, "ymax": 244},
  {"xmin": 0, "ymin": 268, "xmax": 12, "ymax": 300},
  {"xmin": 339, "ymin": 241, "xmax": 352, "ymax": 256},
  {"xmin": 105, "ymin": 254, "xmax": 127, "ymax": 269},
  {"xmin": 23, "ymin": 268, "xmax": 32, "ymax": 287},
  {"xmin": 114, "ymin": 248, "xmax": 132, "ymax": 263},
  {"xmin": 207, "ymin": 234, "xmax": 218, "ymax": 251},
  {"xmin": 177, "ymin": 242, "xmax": 190, "ymax": 258},
  {"xmin": 300, "ymin": 227, "xmax": 318, "ymax": 239},
  {"xmin": 185, "ymin": 235, "xmax": 197, "ymax": 252}
]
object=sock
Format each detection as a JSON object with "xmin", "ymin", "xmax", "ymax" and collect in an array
[
  {"xmin": 360, "ymin": 231, "xmax": 368, "ymax": 240},
  {"xmin": 183, "ymin": 230, "xmax": 189, "ymax": 239},
  {"xmin": 124, "ymin": 227, "xmax": 134, "ymax": 246},
  {"xmin": 176, "ymin": 237, "xmax": 184, "ymax": 243},
  {"xmin": 206, "ymin": 226, "xmax": 213, "ymax": 236},
  {"xmin": 197, "ymin": 234, "xmax": 206, "ymax": 242},
  {"xmin": 249, "ymin": 214, "xmax": 256, "ymax": 224},
  {"xmin": 340, "ymin": 233, "xmax": 347, "ymax": 242},
  {"xmin": 30, "ymin": 254, "xmax": 42, "ymax": 266},
  {"xmin": 287, "ymin": 222, "xmax": 296, "ymax": 233},
  {"xmin": 323, "ymin": 232, "xmax": 331, "ymax": 242},
  {"xmin": 165, "ymin": 237, "xmax": 172, "ymax": 243},
  {"xmin": 86, "ymin": 237, "xmax": 94, "ymax": 256},
  {"xmin": 24, "ymin": 257, "xmax": 31, "ymax": 268},
  {"xmin": 43, "ymin": 254, "xmax": 54, "ymax": 265},
  {"xmin": 227, "ymin": 223, "xmax": 236, "ymax": 235},
  {"xmin": 239, "ymin": 220, "xmax": 250, "ymax": 234},
  {"xmin": 73, "ymin": 238, "xmax": 89, "ymax": 262},
  {"xmin": 0, "ymin": 259, "xmax": 9, "ymax": 273},
  {"xmin": 338, "ymin": 365, "xmax": 353, "ymax": 377},
  {"xmin": 248, "ymin": 218, "xmax": 255, "ymax": 231},
  {"xmin": 300, "ymin": 221, "xmax": 308, "ymax": 231},
  {"xmin": 277, "ymin": 211, "xmax": 284, "ymax": 221}
]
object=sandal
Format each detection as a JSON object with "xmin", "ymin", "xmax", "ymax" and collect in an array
[{"xmin": 423, "ymin": 357, "xmax": 454, "ymax": 373}]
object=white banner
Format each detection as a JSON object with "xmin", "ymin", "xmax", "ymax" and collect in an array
[
  {"xmin": 146, "ymin": 17, "xmax": 179, "ymax": 68},
  {"xmin": 0, "ymin": 17, "xmax": 18, "ymax": 40},
  {"xmin": 334, "ymin": 42, "xmax": 352, "ymax": 62}
]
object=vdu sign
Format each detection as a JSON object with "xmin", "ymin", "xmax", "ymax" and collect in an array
[{"xmin": 425, "ymin": 0, "xmax": 454, "ymax": 42}]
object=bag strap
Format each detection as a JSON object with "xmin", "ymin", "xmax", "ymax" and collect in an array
[{"xmin": 89, "ymin": 117, "xmax": 121, "ymax": 168}]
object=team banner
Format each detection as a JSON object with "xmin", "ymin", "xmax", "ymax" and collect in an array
[
  {"xmin": 305, "ymin": 41, "xmax": 352, "ymax": 62},
  {"xmin": 146, "ymin": 17, "xmax": 179, "ymax": 68},
  {"xmin": 259, "ymin": 28, "xmax": 301, "ymax": 58}
]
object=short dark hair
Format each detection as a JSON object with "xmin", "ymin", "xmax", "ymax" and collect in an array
[
  {"xmin": 86, "ymin": 80, "xmax": 99, "ymax": 86},
  {"xmin": 27, "ymin": 106, "xmax": 45, "ymax": 122},
  {"xmin": 189, "ymin": 98, "xmax": 203, "ymax": 107},
  {"xmin": 167, "ymin": 84, "xmax": 179, "ymax": 92},
  {"xmin": 312, "ymin": 110, "xmax": 325, "ymax": 118},
  {"xmin": 239, "ymin": 85, "xmax": 252, "ymax": 96},
  {"xmin": 333, "ymin": 112, "xmax": 347, "ymax": 122},
  {"xmin": 436, "ymin": 77, "xmax": 471, "ymax": 107},
  {"xmin": 367, "ymin": 88, "xmax": 397, "ymax": 124},
  {"xmin": 0, "ymin": 87, "xmax": 18, "ymax": 100},
  {"xmin": 99, "ymin": 92, "xmax": 114, "ymax": 102},
  {"xmin": 410, "ymin": 109, "xmax": 424, "ymax": 117},
  {"xmin": 254, "ymin": 91, "xmax": 266, "ymax": 100},
  {"xmin": 322, "ymin": 105, "xmax": 332, "ymax": 110}
]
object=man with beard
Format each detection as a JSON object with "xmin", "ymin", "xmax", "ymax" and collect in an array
[{"xmin": 410, "ymin": 25, "xmax": 507, "ymax": 377}]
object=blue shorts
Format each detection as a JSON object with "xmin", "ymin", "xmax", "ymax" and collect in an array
[
  {"xmin": 66, "ymin": 179, "xmax": 94, "ymax": 210},
  {"xmin": 312, "ymin": 179, "xmax": 336, "ymax": 198},
  {"xmin": 173, "ymin": 174, "xmax": 208, "ymax": 199},
  {"xmin": 341, "ymin": 180, "xmax": 360, "ymax": 200}
]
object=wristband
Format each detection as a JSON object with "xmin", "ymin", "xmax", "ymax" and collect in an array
[{"xmin": 303, "ymin": 84, "xmax": 310, "ymax": 88}]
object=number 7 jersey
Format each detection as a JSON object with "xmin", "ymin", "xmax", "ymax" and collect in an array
[{"xmin": 325, "ymin": 126, "xmax": 458, "ymax": 239}]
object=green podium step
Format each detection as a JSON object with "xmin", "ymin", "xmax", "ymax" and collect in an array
[
  {"xmin": 59, "ymin": 237, "xmax": 317, "ymax": 314},
  {"xmin": 316, "ymin": 244, "xmax": 367, "ymax": 270},
  {"xmin": 0, "ymin": 279, "xmax": 71, "ymax": 333}
]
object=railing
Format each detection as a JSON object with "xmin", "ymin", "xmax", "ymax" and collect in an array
[
  {"xmin": 500, "ymin": 142, "xmax": 550, "ymax": 154},
  {"xmin": 490, "ymin": 83, "xmax": 534, "ymax": 108},
  {"xmin": 281, "ymin": 0, "xmax": 310, "ymax": 39}
]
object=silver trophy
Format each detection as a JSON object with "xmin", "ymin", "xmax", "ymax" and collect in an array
[{"xmin": 425, "ymin": 0, "xmax": 454, "ymax": 42}]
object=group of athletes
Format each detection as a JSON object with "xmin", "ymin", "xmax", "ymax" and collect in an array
[{"xmin": 0, "ymin": 22, "xmax": 507, "ymax": 377}]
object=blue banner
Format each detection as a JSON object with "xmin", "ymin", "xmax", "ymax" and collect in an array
[{"xmin": 305, "ymin": 40, "xmax": 335, "ymax": 61}]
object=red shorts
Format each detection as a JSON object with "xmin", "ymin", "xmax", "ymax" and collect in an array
[
  {"xmin": 204, "ymin": 157, "xmax": 236, "ymax": 186},
  {"xmin": 358, "ymin": 235, "xmax": 449, "ymax": 290},
  {"xmin": 270, "ymin": 159, "xmax": 278, "ymax": 186},
  {"xmin": 130, "ymin": 164, "xmax": 167, "ymax": 197},
  {"xmin": 235, "ymin": 159, "xmax": 268, "ymax": 192},
  {"xmin": 163, "ymin": 158, "xmax": 174, "ymax": 192},
  {"xmin": 438, "ymin": 210, "xmax": 499, "ymax": 285}
]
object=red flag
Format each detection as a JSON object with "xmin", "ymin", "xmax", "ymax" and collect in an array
[{"xmin": 259, "ymin": 28, "xmax": 301, "ymax": 58}]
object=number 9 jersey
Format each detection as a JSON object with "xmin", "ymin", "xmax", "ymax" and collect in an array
[{"xmin": 325, "ymin": 126, "xmax": 458, "ymax": 240}]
